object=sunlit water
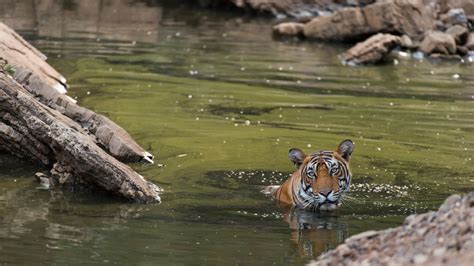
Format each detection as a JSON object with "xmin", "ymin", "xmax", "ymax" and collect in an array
[{"xmin": 1, "ymin": 1, "xmax": 473, "ymax": 265}]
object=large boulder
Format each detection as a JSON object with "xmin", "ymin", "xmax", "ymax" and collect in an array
[
  {"xmin": 341, "ymin": 33, "xmax": 401, "ymax": 65},
  {"xmin": 303, "ymin": 0, "xmax": 435, "ymax": 41},
  {"xmin": 362, "ymin": 0, "xmax": 435, "ymax": 39},
  {"xmin": 419, "ymin": 30, "xmax": 457, "ymax": 54},
  {"xmin": 303, "ymin": 7, "xmax": 367, "ymax": 41}
]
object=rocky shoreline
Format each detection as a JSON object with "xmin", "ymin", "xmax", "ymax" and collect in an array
[
  {"xmin": 214, "ymin": 0, "xmax": 474, "ymax": 65},
  {"xmin": 310, "ymin": 193, "xmax": 474, "ymax": 265}
]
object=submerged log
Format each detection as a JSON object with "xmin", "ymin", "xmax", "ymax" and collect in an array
[{"xmin": 0, "ymin": 22, "xmax": 160, "ymax": 203}]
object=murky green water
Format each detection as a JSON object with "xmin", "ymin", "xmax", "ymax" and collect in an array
[{"xmin": 1, "ymin": 1, "xmax": 473, "ymax": 265}]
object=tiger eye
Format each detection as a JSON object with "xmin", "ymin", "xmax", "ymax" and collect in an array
[{"xmin": 306, "ymin": 165, "xmax": 316, "ymax": 179}]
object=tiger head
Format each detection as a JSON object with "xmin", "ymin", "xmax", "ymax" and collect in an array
[{"xmin": 288, "ymin": 139, "xmax": 354, "ymax": 211}]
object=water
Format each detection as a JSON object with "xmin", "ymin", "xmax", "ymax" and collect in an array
[{"xmin": 1, "ymin": 1, "xmax": 473, "ymax": 265}]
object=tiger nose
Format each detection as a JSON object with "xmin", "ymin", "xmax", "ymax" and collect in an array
[{"xmin": 319, "ymin": 189, "xmax": 332, "ymax": 197}]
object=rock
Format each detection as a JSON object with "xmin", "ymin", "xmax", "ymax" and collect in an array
[
  {"xmin": 309, "ymin": 193, "xmax": 474, "ymax": 266},
  {"xmin": 272, "ymin": 22, "xmax": 305, "ymax": 37},
  {"xmin": 341, "ymin": 33, "xmax": 401, "ymax": 65},
  {"xmin": 434, "ymin": 20, "xmax": 447, "ymax": 32},
  {"xmin": 465, "ymin": 33, "xmax": 474, "ymax": 50},
  {"xmin": 440, "ymin": 8, "xmax": 468, "ymax": 27},
  {"xmin": 457, "ymin": 45, "xmax": 469, "ymax": 55},
  {"xmin": 446, "ymin": 25, "xmax": 469, "ymax": 45},
  {"xmin": 362, "ymin": 0, "xmax": 434, "ymax": 38},
  {"xmin": 439, "ymin": 194, "xmax": 462, "ymax": 212},
  {"xmin": 303, "ymin": 7, "xmax": 367, "ymax": 41},
  {"xmin": 400, "ymin": 34, "xmax": 417, "ymax": 49},
  {"xmin": 438, "ymin": 0, "xmax": 474, "ymax": 17},
  {"xmin": 419, "ymin": 30, "xmax": 457, "ymax": 54},
  {"xmin": 303, "ymin": 0, "xmax": 435, "ymax": 41}
]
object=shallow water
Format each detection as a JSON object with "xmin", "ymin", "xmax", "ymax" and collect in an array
[{"xmin": 1, "ymin": 1, "xmax": 474, "ymax": 265}]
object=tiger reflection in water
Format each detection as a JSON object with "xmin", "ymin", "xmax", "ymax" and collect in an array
[{"xmin": 281, "ymin": 205, "xmax": 349, "ymax": 258}]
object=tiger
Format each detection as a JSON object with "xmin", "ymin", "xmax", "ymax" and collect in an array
[{"xmin": 266, "ymin": 139, "xmax": 354, "ymax": 212}]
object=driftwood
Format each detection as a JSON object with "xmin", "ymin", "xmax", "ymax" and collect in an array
[{"xmin": 0, "ymin": 22, "xmax": 160, "ymax": 203}]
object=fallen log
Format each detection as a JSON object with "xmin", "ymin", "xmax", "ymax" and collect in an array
[
  {"xmin": 0, "ymin": 22, "xmax": 160, "ymax": 203},
  {"xmin": 0, "ymin": 22, "xmax": 154, "ymax": 164}
]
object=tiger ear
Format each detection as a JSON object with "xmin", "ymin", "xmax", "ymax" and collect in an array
[
  {"xmin": 336, "ymin": 139, "xmax": 354, "ymax": 161},
  {"xmin": 288, "ymin": 148, "xmax": 306, "ymax": 168}
]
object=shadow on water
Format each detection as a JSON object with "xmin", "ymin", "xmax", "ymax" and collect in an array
[{"xmin": 0, "ymin": 0, "xmax": 473, "ymax": 265}]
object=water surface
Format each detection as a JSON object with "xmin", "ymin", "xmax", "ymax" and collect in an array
[{"xmin": 1, "ymin": 1, "xmax": 473, "ymax": 265}]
